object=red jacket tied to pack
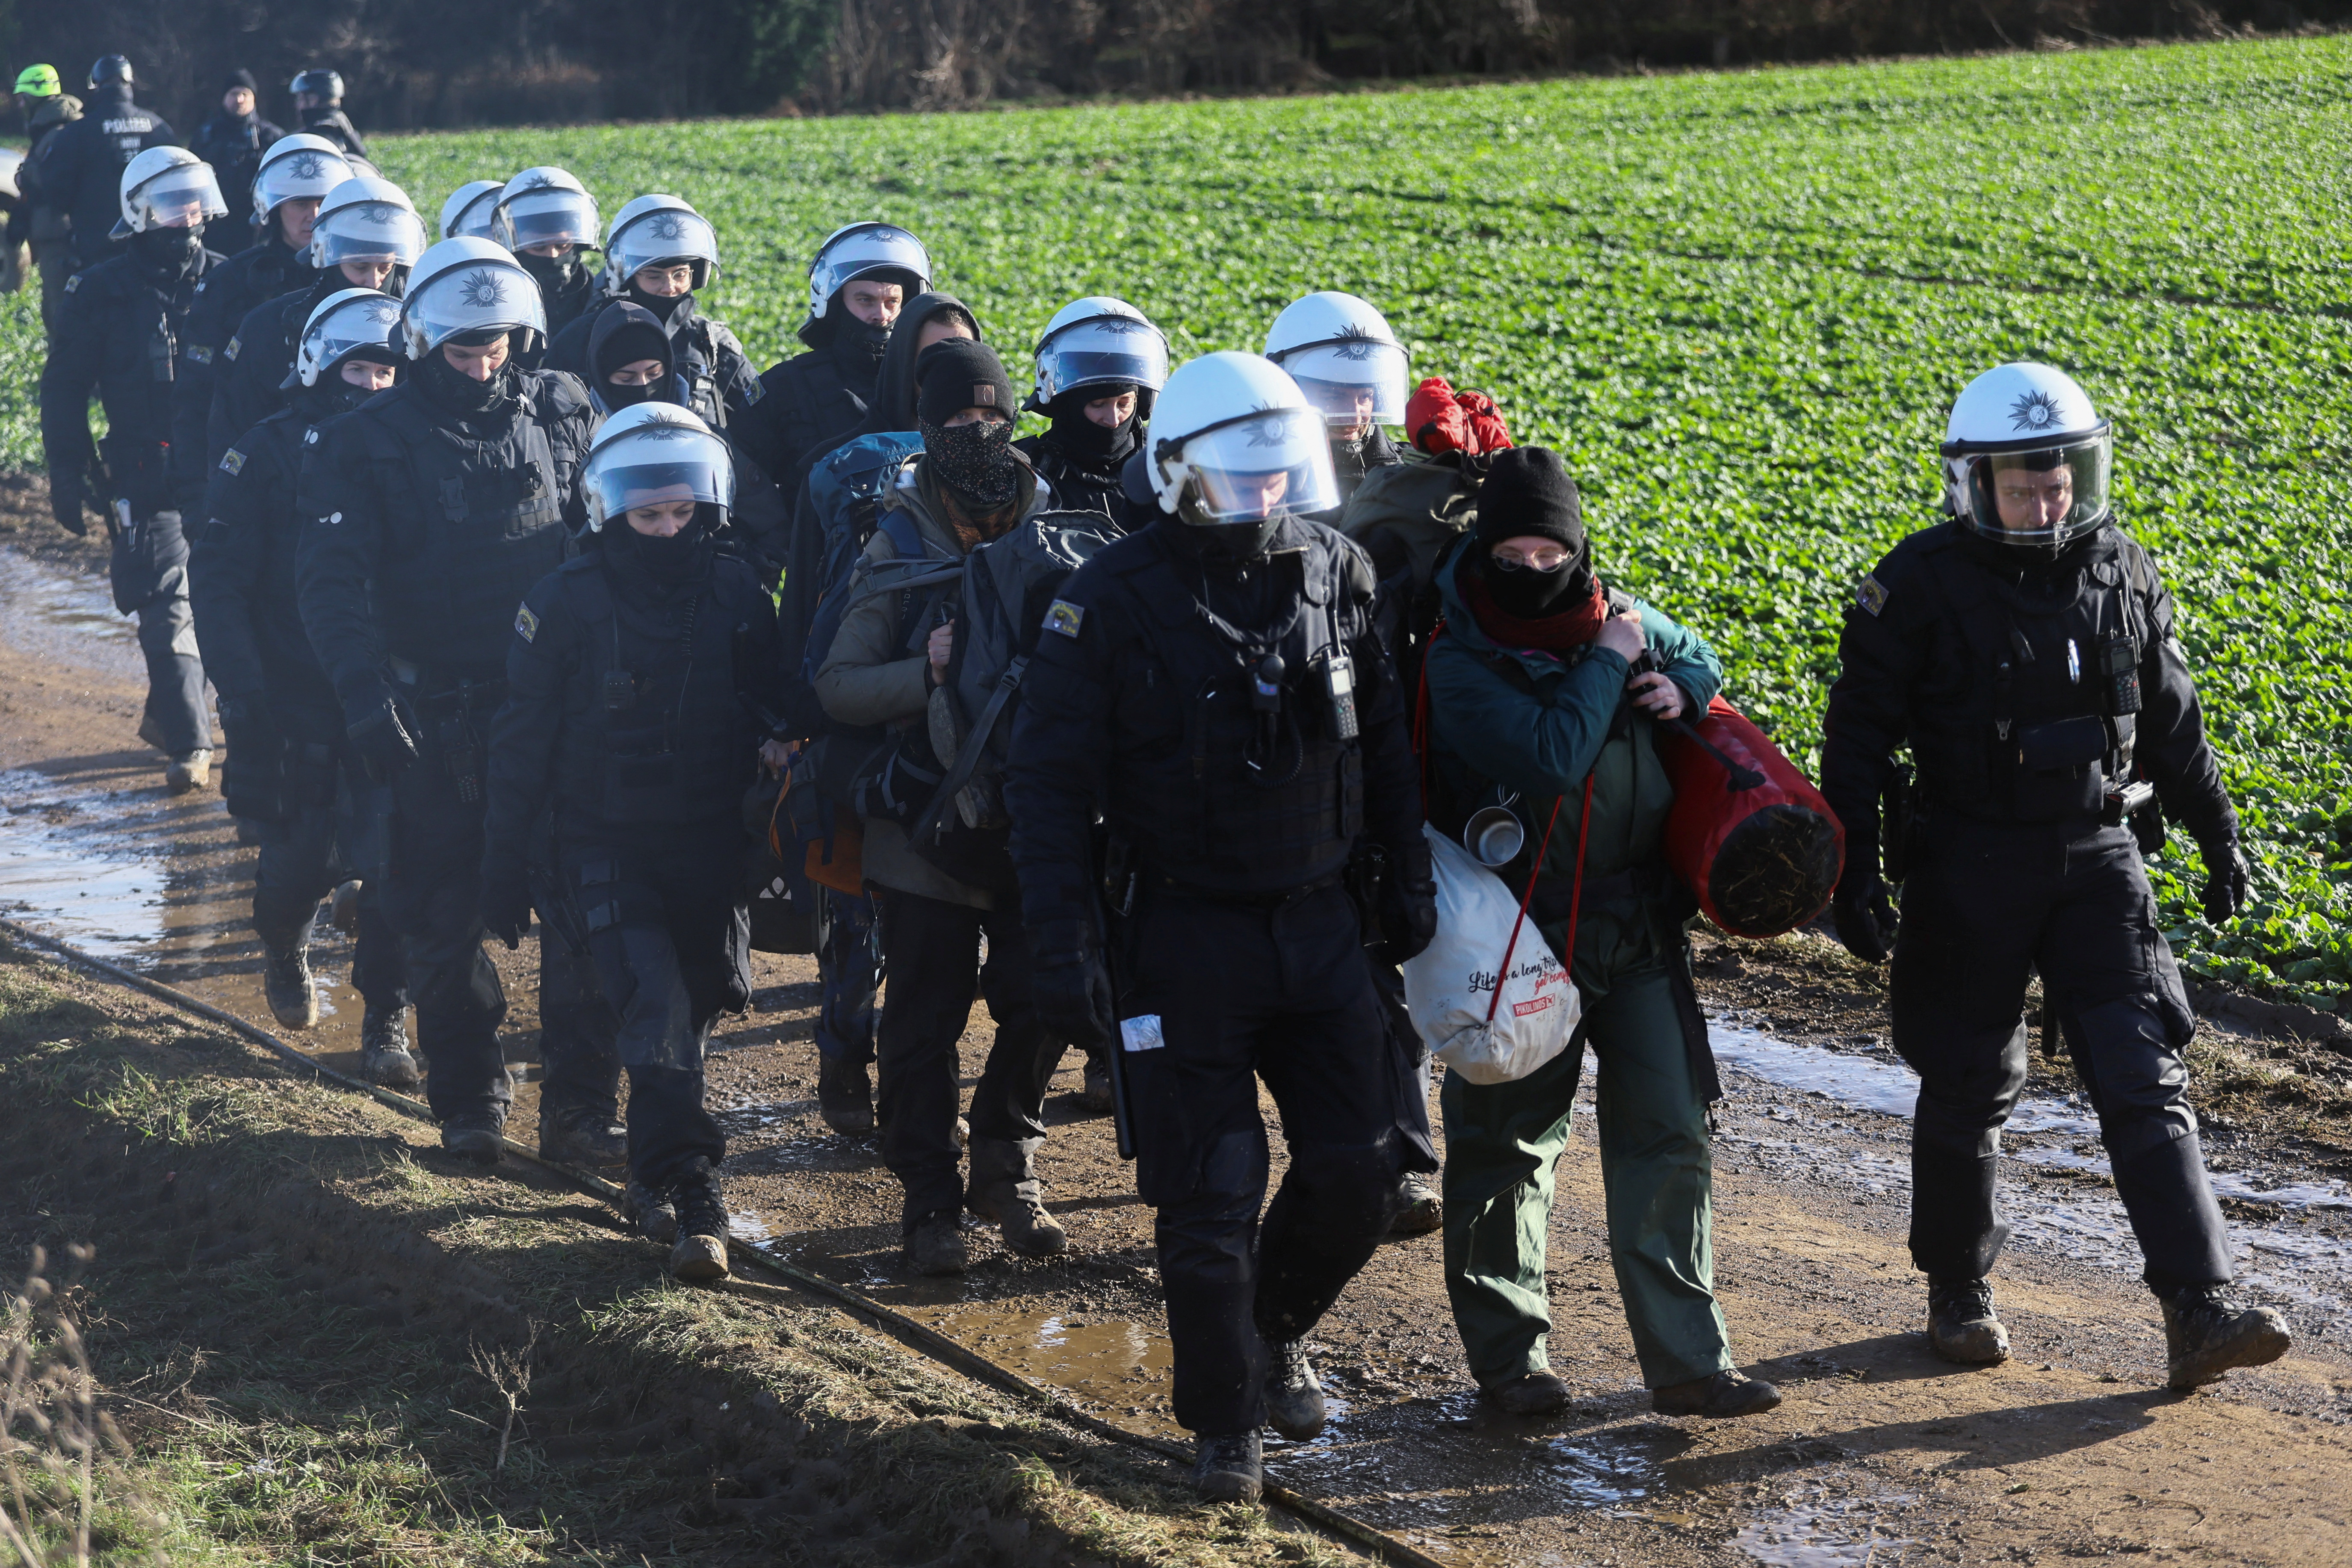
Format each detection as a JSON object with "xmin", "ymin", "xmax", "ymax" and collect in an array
[{"xmin": 1658, "ymin": 697, "xmax": 1844, "ymax": 939}]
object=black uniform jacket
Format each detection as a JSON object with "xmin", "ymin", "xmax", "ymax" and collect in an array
[{"xmin": 39, "ymin": 244, "xmax": 221, "ymax": 517}]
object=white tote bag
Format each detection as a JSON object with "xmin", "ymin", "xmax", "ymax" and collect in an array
[{"xmin": 1401, "ymin": 816, "xmax": 1583, "ymax": 1087}]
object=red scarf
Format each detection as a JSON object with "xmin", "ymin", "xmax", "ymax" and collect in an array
[{"xmin": 1460, "ymin": 570, "xmax": 1607, "ymax": 653}]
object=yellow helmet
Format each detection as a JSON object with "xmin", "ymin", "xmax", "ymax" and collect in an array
[{"xmin": 13, "ymin": 65, "xmax": 62, "ymax": 98}]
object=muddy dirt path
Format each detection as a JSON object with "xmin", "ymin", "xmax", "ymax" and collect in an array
[{"xmin": 3, "ymin": 539, "xmax": 2349, "ymax": 1567}]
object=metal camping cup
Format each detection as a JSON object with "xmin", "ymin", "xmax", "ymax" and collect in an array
[{"xmin": 1463, "ymin": 805, "xmax": 1526, "ymax": 868}]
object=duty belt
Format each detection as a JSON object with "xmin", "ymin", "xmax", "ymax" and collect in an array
[
  {"xmin": 387, "ymin": 658, "xmax": 505, "ymax": 804},
  {"xmin": 1152, "ymin": 871, "xmax": 1344, "ymax": 909}
]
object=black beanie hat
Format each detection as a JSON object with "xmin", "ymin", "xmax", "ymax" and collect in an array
[
  {"xmin": 224, "ymin": 68, "xmax": 258, "ymax": 92},
  {"xmin": 590, "ymin": 301, "xmax": 671, "ymax": 386},
  {"xmin": 1474, "ymin": 446, "xmax": 1586, "ymax": 555},
  {"xmin": 914, "ymin": 337, "xmax": 1014, "ymax": 428}
]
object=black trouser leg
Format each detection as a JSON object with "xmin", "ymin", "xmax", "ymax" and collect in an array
[
  {"xmin": 875, "ymin": 889, "xmax": 986, "ymax": 1226},
  {"xmin": 350, "ymin": 890, "xmax": 411, "ymax": 1010},
  {"xmin": 1120, "ymin": 886, "xmax": 1402, "ymax": 1435},
  {"xmin": 536, "ymin": 915, "xmax": 621, "ymax": 1132},
  {"xmin": 251, "ymin": 799, "xmax": 337, "ymax": 954},
  {"xmin": 384, "ymin": 754, "xmax": 508, "ymax": 1122},
  {"xmin": 965, "ymin": 891, "xmax": 1058, "ymax": 1147},
  {"xmin": 113, "ymin": 512, "xmax": 209, "ymax": 754}
]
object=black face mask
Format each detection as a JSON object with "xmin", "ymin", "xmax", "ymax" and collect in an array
[
  {"xmin": 1049, "ymin": 407, "xmax": 1138, "ymax": 466},
  {"xmin": 1478, "ymin": 547, "xmax": 1590, "ymax": 620},
  {"xmin": 625, "ymin": 283, "xmax": 688, "ymax": 322},
  {"xmin": 517, "ymin": 248, "xmax": 579, "ymax": 295},
  {"xmin": 132, "ymin": 225, "xmax": 202, "ymax": 278},
  {"xmin": 417, "ymin": 348, "xmax": 516, "ymax": 421},
  {"xmin": 307, "ymin": 363, "xmax": 392, "ymax": 416},
  {"xmin": 922, "ymin": 418, "xmax": 1019, "ymax": 511},
  {"xmin": 829, "ymin": 316, "xmax": 890, "ymax": 381},
  {"xmin": 597, "ymin": 370, "xmax": 674, "ymax": 414},
  {"xmin": 605, "ymin": 509, "xmax": 712, "ymax": 588}
]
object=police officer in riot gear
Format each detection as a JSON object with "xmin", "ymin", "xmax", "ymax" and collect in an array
[
  {"xmin": 191, "ymin": 71, "xmax": 284, "ymax": 236},
  {"xmin": 289, "ymin": 69, "xmax": 368, "ymax": 159},
  {"xmin": 298, "ymin": 236, "xmax": 598, "ymax": 1162},
  {"xmin": 1016, "ymin": 296, "xmax": 1167, "ymax": 534},
  {"xmin": 492, "ymin": 168, "xmax": 600, "ymax": 344},
  {"xmin": 39, "ymin": 148, "xmax": 224, "ymax": 794},
  {"xmin": 1820, "ymin": 361, "xmax": 2287, "ymax": 1393},
  {"xmin": 194, "ymin": 288, "xmax": 417, "ymax": 1082},
  {"xmin": 174, "ymin": 135, "xmax": 351, "ymax": 512},
  {"xmin": 30, "ymin": 56, "xmax": 176, "ymax": 273},
  {"xmin": 1005, "ymin": 351, "xmax": 1437, "ymax": 1503},
  {"xmin": 13, "ymin": 65, "xmax": 83, "ymax": 335},
  {"xmin": 1265, "ymin": 292, "xmax": 1409, "ymax": 515},
  {"xmin": 209, "ymin": 174, "xmax": 426, "ymax": 471},
  {"xmin": 485, "ymin": 403, "xmax": 795, "ymax": 1280},
  {"xmin": 439, "ymin": 180, "xmax": 503, "ymax": 242}
]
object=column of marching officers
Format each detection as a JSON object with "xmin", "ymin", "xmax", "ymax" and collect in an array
[{"xmin": 30, "ymin": 92, "xmax": 2293, "ymax": 1506}]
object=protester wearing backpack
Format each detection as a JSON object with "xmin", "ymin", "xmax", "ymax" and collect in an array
[
  {"xmin": 813, "ymin": 339, "xmax": 1064, "ymax": 1275},
  {"xmin": 1420, "ymin": 447, "xmax": 1780, "ymax": 1423}
]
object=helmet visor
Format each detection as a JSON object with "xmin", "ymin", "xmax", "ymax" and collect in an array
[
  {"xmin": 304, "ymin": 296, "xmax": 403, "ymax": 382},
  {"xmin": 1038, "ymin": 316, "xmax": 1169, "ymax": 403},
  {"xmin": 441, "ymin": 184, "xmax": 503, "ymax": 241},
  {"xmin": 1958, "ymin": 434, "xmax": 2113, "ymax": 549},
  {"xmin": 254, "ymin": 147, "xmax": 353, "ymax": 218},
  {"xmin": 315, "ymin": 201, "xmax": 427, "ymax": 267},
  {"xmin": 612, "ymin": 209, "xmax": 718, "ymax": 281},
  {"xmin": 587, "ymin": 425, "xmax": 736, "ymax": 523},
  {"xmin": 403, "ymin": 260, "xmax": 547, "ymax": 354},
  {"xmin": 499, "ymin": 188, "xmax": 598, "ymax": 251},
  {"xmin": 130, "ymin": 166, "xmax": 227, "ymax": 230},
  {"xmin": 1278, "ymin": 339, "xmax": 1409, "ymax": 428},
  {"xmin": 1182, "ymin": 410, "xmax": 1340, "ymax": 523},
  {"xmin": 812, "ymin": 224, "xmax": 929, "ymax": 304}
]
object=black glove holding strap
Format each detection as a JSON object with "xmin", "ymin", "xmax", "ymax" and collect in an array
[
  {"xmin": 1377, "ymin": 836, "xmax": 1439, "ymax": 963},
  {"xmin": 1026, "ymin": 916, "xmax": 1115, "ymax": 1051},
  {"xmin": 343, "ymin": 685, "xmax": 420, "ymax": 786},
  {"xmin": 1832, "ymin": 871, "xmax": 1897, "ymax": 965}
]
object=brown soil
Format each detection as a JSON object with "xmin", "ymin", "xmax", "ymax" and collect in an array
[{"xmin": 3, "ymin": 484, "xmax": 2350, "ymax": 1566}]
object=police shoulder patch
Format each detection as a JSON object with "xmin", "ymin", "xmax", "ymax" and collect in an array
[
  {"xmin": 187, "ymin": 344, "xmax": 213, "ymax": 365},
  {"xmin": 1043, "ymin": 599, "xmax": 1085, "ymax": 639},
  {"xmin": 515, "ymin": 605, "xmax": 539, "ymax": 644},
  {"xmin": 62, "ymin": 273, "xmax": 80, "ymax": 294},
  {"xmin": 218, "ymin": 448, "xmax": 245, "ymax": 476},
  {"xmin": 1856, "ymin": 574, "xmax": 1889, "ymax": 618},
  {"xmin": 223, "ymin": 335, "xmax": 240, "ymax": 360},
  {"xmin": 739, "ymin": 373, "xmax": 765, "ymax": 405}
]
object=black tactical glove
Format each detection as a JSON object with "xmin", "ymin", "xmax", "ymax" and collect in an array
[
  {"xmin": 479, "ymin": 862, "xmax": 533, "ymax": 951},
  {"xmin": 1027, "ymin": 919, "xmax": 1115, "ymax": 1051},
  {"xmin": 216, "ymin": 696, "xmax": 288, "ymax": 823},
  {"xmin": 344, "ymin": 691, "xmax": 419, "ymax": 785},
  {"xmin": 49, "ymin": 485, "xmax": 87, "ymax": 537},
  {"xmin": 2196, "ymin": 834, "xmax": 2251, "ymax": 924},
  {"xmin": 1832, "ymin": 873, "xmax": 1897, "ymax": 964},
  {"xmin": 1378, "ymin": 839, "xmax": 1439, "ymax": 963}
]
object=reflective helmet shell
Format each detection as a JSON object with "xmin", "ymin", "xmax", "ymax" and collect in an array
[
  {"xmin": 290, "ymin": 68, "xmax": 345, "ymax": 100},
  {"xmin": 89, "ymin": 56, "xmax": 133, "ymax": 89},
  {"xmin": 1939, "ymin": 361, "xmax": 2114, "ymax": 552},
  {"xmin": 1262, "ymin": 290, "xmax": 1410, "ymax": 429},
  {"xmin": 1146, "ymin": 351, "xmax": 1339, "ymax": 522},
  {"xmin": 494, "ymin": 166, "xmax": 599, "ymax": 252},
  {"xmin": 288, "ymin": 287, "xmax": 402, "ymax": 389},
  {"xmin": 602, "ymin": 194, "xmax": 720, "ymax": 294},
  {"xmin": 399, "ymin": 236, "xmax": 547, "ymax": 359},
  {"xmin": 582, "ymin": 402, "xmax": 736, "ymax": 532},
  {"xmin": 250, "ymin": 134, "xmax": 352, "ymax": 224},
  {"xmin": 114, "ymin": 146, "xmax": 227, "ymax": 238},
  {"xmin": 308, "ymin": 175, "xmax": 427, "ymax": 270},
  {"xmin": 1029, "ymin": 295, "xmax": 1169, "ymax": 410},
  {"xmin": 804, "ymin": 222, "xmax": 931, "ymax": 326},
  {"xmin": 438, "ymin": 180, "xmax": 505, "ymax": 242}
]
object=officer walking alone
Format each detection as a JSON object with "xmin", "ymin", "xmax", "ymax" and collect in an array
[
  {"xmin": 1006, "ymin": 351, "xmax": 1437, "ymax": 1503},
  {"xmin": 1820, "ymin": 361, "xmax": 2290, "ymax": 1392},
  {"xmin": 39, "ymin": 148, "xmax": 225, "ymax": 794},
  {"xmin": 298, "ymin": 236, "xmax": 597, "ymax": 1161}
]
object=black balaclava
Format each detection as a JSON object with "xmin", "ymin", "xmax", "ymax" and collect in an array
[
  {"xmin": 589, "ymin": 301, "xmax": 674, "ymax": 413},
  {"xmin": 603, "ymin": 501, "xmax": 716, "ymax": 592},
  {"xmin": 517, "ymin": 246, "xmax": 582, "ymax": 302},
  {"xmin": 1472, "ymin": 446, "xmax": 1591, "ymax": 619},
  {"xmin": 299, "ymin": 352, "xmax": 399, "ymax": 418},
  {"xmin": 132, "ymin": 224, "xmax": 204, "ymax": 280},
  {"xmin": 826, "ymin": 300, "xmax": 891, "ymax": 389},
  {"xmin": 624, "ymin": 278, "xmax": 691, "ymax": 323},
  {"xmin": 1044, "ymin": 384, "xmax": 1141, "ymax": 466},
  {"xmin": 417, "ymin": 330, "xmax": 518, "ymax": 421},
  {"xmin": 915, "ymin": 339, "xmax": 1021, "ymax": 511}
]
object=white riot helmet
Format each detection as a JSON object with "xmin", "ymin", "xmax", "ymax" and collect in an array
[
  {"xmin": 438, "ymin": 179, "xmax": 504, "ymax": 242},
  {"xmin": 308, "ymin": 176, "xmax": 427, "ymax": 273},
  {"xmin": 1029, "ymin": 296, "xmax": 1169, "ymax": 412},
  {"xmin": 804, "ymin": 221, "xmax": 931, "ymax": 329},
  {"xmin": 603, "ymin": 194, "xmax": 720, "ymax": 294},
  {"xmin": 399, "ymin": 237, "xmax": 547, "ymax": 360},
  {"xmin": 250, "ymin": 135, "xmax": 352, "ymax": 226},
  {"xmin": 1147, "ymin": 351, "xmax": 1339, "ymax": 534},
  {"xmin": 1941, "ymin": 362, "xmax": 2114, "ymax": 554},
  {"xmin": 112, "ymin": 147, "xmax": 227, "ymax": 239},
  {"xmin": 285, "ymin": 288, "xmax": 403, "ymax": 390},
  {"xmin": 1263, "ymin": 291, "xmax": 1409, "ymax": 431},
  {"xmin": 581, "ymin": 403, "xmax": 735, "ymax": 533},
  {"xmin": 494, "ymin": 166, "xmax": 599, "ymax": 253}
]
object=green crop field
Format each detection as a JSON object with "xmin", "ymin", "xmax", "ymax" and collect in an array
[{"xmin": 8, "ymin": 36, "xmax": 2351, "ymax": 1001}]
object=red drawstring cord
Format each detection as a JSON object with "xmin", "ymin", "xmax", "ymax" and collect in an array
[{"xmin": 1485, "ymin": 772, "xmax": 1595, "ymax": 1027}]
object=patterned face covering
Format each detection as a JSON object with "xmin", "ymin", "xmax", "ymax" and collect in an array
[{"xmin": 922, "ymin": 415, "xmax": 1019, "ymax": 510}]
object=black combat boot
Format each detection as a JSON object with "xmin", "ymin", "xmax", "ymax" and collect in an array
[
  {"xmin": 1927, "ymin": 1276, "xmax": 2011, "ymax": 1364},
  {"xmin": 1263, "ymin": 1339, "xmax": 1327, "ymax": 1440},
  {"xmin": 817, "ymin": 1053, "xmax": 874, "ymax": 1135},
  {"xmin": 440, "ymin": 1110, "xmax": 503, "ymax": 1166},
  {"xmin": 906, "ymin": 1208, "xmax": 968, "ymax": 1276},
  {"xmin": 263, "ymin": 946, "xmax": 317, "ymax": 1029},
  {"xmin": 539, "ymin": 1108, "xmax": 627, "ymax": 1169},
  {"xmin": 359, "ymin": 1002, "xmax": 420, "ymax": 1087},
  {"xmin": 623, "ymin": 1178, "xmax": 677, "ymax": 1244},
  {"xmin": 2161, "ymin": 1285, "xmax": 2289, "ymax": 1391},
  {"xmin": 1652, "ymin": 1370, "xmax": 1783, "ymax": 1418},
  {"xmin": 668, "ymin": 1160, "xmax": 730, "ymax": 1282},
  {"xmin": 966, "ymin": 1136, "xmax": 1067, "ymax": 1257},
  {"xmin": 1191, "ymin": 1430, "xmax": 1262, "ymax": 1505},
  {"xmin": 1480, "ymin": 1369, "xmax": 1569, "ymax": 1416}
]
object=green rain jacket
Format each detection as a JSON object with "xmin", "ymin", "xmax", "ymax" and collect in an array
[{"xmin": 1421, "ymin": 553, "xmax": 1723, "ymax": 996}]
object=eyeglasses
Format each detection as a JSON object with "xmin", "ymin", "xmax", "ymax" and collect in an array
[{"xmin": 1489, "ymin": 546, "xmax": 1574, "ymax": 573}]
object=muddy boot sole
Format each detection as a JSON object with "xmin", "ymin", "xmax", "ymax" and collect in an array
[
  {"xmin": 540, "ymin": 1119, "xmax": 628, "ymax": 1169},
  {"xmin": 2169, "ymin": 1307, "xmax": 2290, "ymax": 1391},
  {"xmin": 669, "ymin": 1233, "xmax": 730, "ymax": 1281},
  {"xmin": 360, "ymin": 1047, "xmax": 422, "ymax": 1088},
  {"xmin": 1929, "ymin": 1318, "xmax": 2011, "ymax": 1365}
]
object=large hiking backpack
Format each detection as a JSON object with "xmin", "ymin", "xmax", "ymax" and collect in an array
[
  {"xmin": 905, "ymin": 509, "xmax": 1122, "ymax": 887},
  {"xmin": 797, "ymin": 433, "xmax": 926, "ymax": 691}
]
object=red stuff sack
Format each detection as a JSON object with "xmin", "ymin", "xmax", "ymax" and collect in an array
[{"xmin": 1658, "ymin": 697, "xmax": 1844, "ymax": 939}]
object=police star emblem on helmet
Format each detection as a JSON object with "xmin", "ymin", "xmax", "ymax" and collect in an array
[
  {"xmin": 289, "ymin": 152, "xmax": 327, "ymax": 180},
  {"xmin": 1245, "ymin": 412, "xmax": 1296, "ymax": 447},
  {"xmin": 457, "ymin": 269, "xmax": 508, "ymax": 309},
  {"xmin": 2008, "ymin": 388, "xmax": 2064, "ymax": 432},
  {"xmin": 356, "ymin": 202, "xmax": 402, "ymax": 226},
  {"xmin": 1330, "ymin": 323, "xmax": 1379, "ymax": 361},
  {"xmin": 647, "ymin": 214, "xmax": 688, "ymax": 241}
]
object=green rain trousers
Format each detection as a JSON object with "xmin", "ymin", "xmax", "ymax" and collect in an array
[{"xmin": 1440, "ymin": 955, "xmax": 1730, "ymax": 1390}]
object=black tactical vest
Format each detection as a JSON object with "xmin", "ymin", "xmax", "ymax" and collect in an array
[
  {"xmin": 1103, "ymin": 532, "xmax": 1368, "ymax": 895},
  {"xmin": 349, "ymin": 382, "xmax": 568, "ymax": 675}
]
